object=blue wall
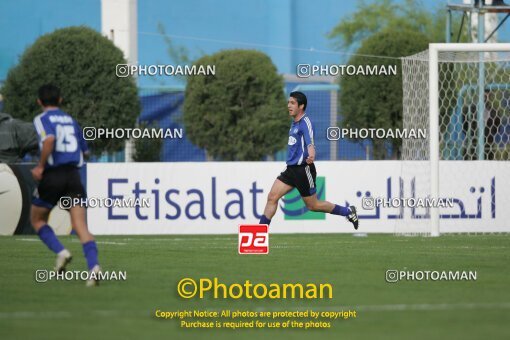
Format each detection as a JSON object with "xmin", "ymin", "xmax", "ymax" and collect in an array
[
  {"xmin": 0, "ymin": 0, "xmax": 101, "ymax": 82},
  {"xmin": 137, "ymin": 0, "xmax": 359, "ymax": 87},
  {"xmin": 4, "ymin": 0, "xmax": 506, "ymax": 86}
]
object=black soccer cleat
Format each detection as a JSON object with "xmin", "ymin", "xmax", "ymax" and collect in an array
[{"xmin": 347, "ymin": 206, "xmax": 359, "ymax": 230}]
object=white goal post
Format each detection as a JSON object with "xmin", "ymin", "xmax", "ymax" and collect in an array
[
  {"xmin": 429, "ymin": 43, "xmax": 510, "ymax": 236},
  {"xmin": 400, "ymin": 43, "xmax": 510, "ymax": 236}
]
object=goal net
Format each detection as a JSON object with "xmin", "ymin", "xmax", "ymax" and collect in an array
[{"xmin": 399, "ymin": 43, "xmax": 510, "ymax": 235}]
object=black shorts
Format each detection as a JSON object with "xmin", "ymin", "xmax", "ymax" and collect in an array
[
  {"xmin": 277, "ymin": 163, "xmax": 317, "ymax": 197},
  {"xmin": 32, "ymin": 165, "xmax": 86, "ymax": 209}
]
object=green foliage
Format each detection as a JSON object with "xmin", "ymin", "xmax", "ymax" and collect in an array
[
  {"xmin": 183, "ymin": 49, "xmax": 287, "ymax": 160},
  {"xmin": 339, "ymin": 29, "xmax": 429, "ymax": 159},
  {"xmin": 328, "ymin": 0, "xmax": 466, "ymax": 50},
  {"xmin": 157, "ymin": 23, "xmax": 191, "ymax": 66},
  {"xmin": 132, "ymin": 121, "xmax": 163, "ymax": 162},
  {"xmin": 329, "ymin": 0, "xmax": 469, "ymax": 159},
  {"xmin": 157, "ymin": 23, "xmax": 192, "ymax": 84},
  {"xmin": 1, "ymin": 26, "xmax": 140, "ymax": 154}
]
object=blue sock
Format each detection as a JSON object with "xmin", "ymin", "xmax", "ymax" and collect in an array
[
  {"xmin": 82, "ymin": 241, "xmax": 99, "ymax": 270},
  {"xmin": 37, "ymin": 225, "xmax": 65, "ymax": 254},
  {"xmin": 259, "ymin": 215, "xmax": 271, "ymax": 225},
  {"xmin": 331, "ymin": 205, "xmax": 350, "ymax": 216}
]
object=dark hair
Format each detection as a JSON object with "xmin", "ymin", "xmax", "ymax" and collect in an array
[
  {"xmin": 289, "ymin": 91, "xmax": 307, "ymax": 110},
  {"xmin": 38, "ymin": 84, "xmax": 61, "ymax": 106}
]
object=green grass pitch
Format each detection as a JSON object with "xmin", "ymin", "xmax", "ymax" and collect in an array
[{"xmin": 1, "ymin": 234, "xmax": 509, "ymax": 340}]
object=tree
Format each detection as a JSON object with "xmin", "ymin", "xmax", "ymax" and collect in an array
[
  {"xmin": 156, "ymin": 22, "xmax": 192, "ymax": 84},
  {"xmin": 183, "ymin": 50, "xmax": 288, "ymax": 160},
  {"xmin": 328, "ymin": 0, "xmax": 466, "ymax": 51},
  {"xmin": 1, "ymin": 26, "xmax": 140, "ymax": 154},
  {"xmin": 339, "ymin": 29, "xmax": 429, "ymax": 159},
  {"xmin": 132, "ymin": 121, "xmax": 163, "ymax": 162}
]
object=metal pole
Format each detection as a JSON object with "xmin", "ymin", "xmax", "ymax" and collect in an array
[
  {"xmin": 429, "ymin": 44, "xmax": 440, "ymax": 237},
  {"xmin": 330, "ymin": 89, "xmax": 338, "ymax": 160},
  {"xmin": 477, "ymin": 11, "xmax": 486, "ymax": 160},
  {"xmin": 446, "ymin": 9, "xmax": 452, "ymax": 43},
  {"xmin": 468, "ymin": 11, "xmax": 472, "ymax": 39},
  {"xmin": 485, "ymin": 13, "xmax": 510, "ymax": 43}
]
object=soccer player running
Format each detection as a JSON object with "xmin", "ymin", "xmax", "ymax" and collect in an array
[
  {"xmin": 259, "ymin": 91, "xmax": 359, "ymax": 229},
  {"xmin": 31, "ymin": 84, "xmax": 100, "ymax": 287}
]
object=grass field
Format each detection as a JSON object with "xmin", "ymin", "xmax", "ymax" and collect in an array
[{"xmin": 1, "ymin": 234, "xmax": 509, "ymax": 340}]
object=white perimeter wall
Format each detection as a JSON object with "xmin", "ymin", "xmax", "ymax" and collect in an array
[{"xmin": 87, "ymin": 161, "xmax": 510, "ymax": 234}]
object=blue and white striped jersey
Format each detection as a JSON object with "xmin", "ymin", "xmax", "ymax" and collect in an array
[
  {"xmin": 33, "ymin": 109, "xmax": 88, "ymax": 168},
  {"xmin": 286, "ymin": 114, "xmax": 315, "ymax": 165}
]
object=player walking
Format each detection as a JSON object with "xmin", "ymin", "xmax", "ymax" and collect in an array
[
  {"xmin": 31, "ymin": 84, "xmax": 100, "ymax": 287},
  {"xmin": 258, "ymin": 91, "xmax": 359, "ymax": 229}
]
